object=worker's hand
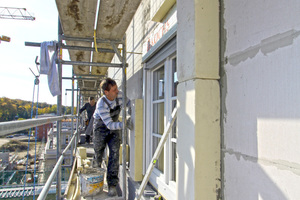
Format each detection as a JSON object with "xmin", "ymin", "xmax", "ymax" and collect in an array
[{"xmin": 126, "ymin": 117, "xmax": 133, "ymax": 130}]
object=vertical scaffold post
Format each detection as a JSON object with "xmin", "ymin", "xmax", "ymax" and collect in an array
[
  {"xmin": 56, "ymin": 18, "xmax": 63, "ymax": 200},
  {"xmin": 75, "ymin": 85, "xmax": 80, "ymax": 150},
  {"xmin": 71, "ymin": 70, "xmax": 75, "ymax": 165},
  {"xmin": 121, "ymin": 34, "xmax": 127, "ymax": 199}
]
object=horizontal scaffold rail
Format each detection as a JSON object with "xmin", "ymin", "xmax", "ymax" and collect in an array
[
  {"xmin": 61, "ymin": 35, "xmax": 123, "ymax": 44},
  {"xmin": 65, "ymin": 89, "xmax": 98, "ymax": 91},
  {"xmin": 24, "ymin": 42, "xmax": 116, "ymax": 53},
  {"xmin": 61, "ymin": 44, "xmax": 115, "ymax": 53},
  {"xmin": 75, "ymin": 74, "xmax": 106, "ymax": 77},
  {"xmin": 62, "ymin": 77, "xmax": 99, "ymax": 80},
  {"xmin": 57, "ymin": 59, "xmax": 125, "ymax": 68},
  {"xmin": 0, "ymin": 115, "xmax": 75, "ymax": 136}
]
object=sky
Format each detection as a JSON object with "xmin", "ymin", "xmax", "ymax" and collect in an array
[{"xmin": 0, "ymin": 0, "xmax": 75, "ymax": 106}]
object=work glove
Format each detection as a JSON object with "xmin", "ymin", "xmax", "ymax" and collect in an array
[{"xmin": 126, "ymin": 117, "xmax": 133, "ymax": 130}]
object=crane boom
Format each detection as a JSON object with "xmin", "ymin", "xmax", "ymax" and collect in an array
[
  {"xmin": 0, "ymin": 7, "xmax": 35, "ymax": 21},
  {"xmin": 0, "ymin": 35, "xmax": 10, "ymax": 42}
]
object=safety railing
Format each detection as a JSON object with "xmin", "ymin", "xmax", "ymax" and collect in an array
[
  {"xmin": 37, "ymin": 128, "xmax": 78, "ymax": 200},
  {"xmin": 0, "ymin": 114, "xmax": 78, "ymax": 200},
  {"xmin": 0, "ymin": 115, "xmax": 74, "ymax": 136}
]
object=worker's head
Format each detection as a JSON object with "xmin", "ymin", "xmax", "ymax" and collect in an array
[
  {"xmin": 88, "ymin": 97, "xmax": 95, "ymax": 105},
  {"xmin": 100, "ymin": 78, "xmax": 119, "ymax": 101}
]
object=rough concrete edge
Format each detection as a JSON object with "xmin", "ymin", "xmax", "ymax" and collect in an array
[{"xmin": 219, "ymin": 0, "xmax": 227, "ymax": 199}]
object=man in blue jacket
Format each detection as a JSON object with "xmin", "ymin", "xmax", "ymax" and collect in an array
[{"xmin": 79, "ymin": 96, "xmax": 96, "ymax": 143}]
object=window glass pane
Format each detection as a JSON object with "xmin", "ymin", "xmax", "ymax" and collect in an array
[
  {"xmin": 172, "ymin": 58, "xmax": 178, "ymax": 97},
  {"xmin": 153, "ymin": 102, "xmax": 164, "ymax": 135},
  {"xmin": 172, "ymin": 100, "xmax": 177, "ymax": 138},
  {"xmin": 153, "ymin": 66, "xmax": 165, "ymax": 100},
  {"xmin": 153, "ymin": 136, "xmax": 164, "ymax": 172},
  {"xmin": 171, "ymin": 142, "xmax": 177, "ymax": 181}
]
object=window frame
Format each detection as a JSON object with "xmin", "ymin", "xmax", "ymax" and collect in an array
[{"xmin": 144, "ymin": 54, "xmax": 177, "ymax": 199}]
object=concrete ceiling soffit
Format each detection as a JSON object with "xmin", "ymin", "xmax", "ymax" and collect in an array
[
  {"xmin": 91, "ymin": 0, "xmax": 142, "ymax": 75},
  {"xmin": 56, "ymin": 0, "xmax": 98, "ymax": 75},
  {"xmin": 84, "ymin": 80, "xmax": 99, "ymax": 88},
  {"xmin": 96, "ymin": 0, "xmax": 142, "ymax": 39},
  {"xmin": 80, "ymin": 91, "xmax": 99, "ymax": 97},
  {"xmin": 78, "ymin": 79, "xmax": 99, "ymax": 87},
  {"xmin": 55, "ymin": 0, "xmax": 141, "ymax": 78},
  {"xmin": 91, "ymin": 43, "xmax": 112, "ymax": 76}
]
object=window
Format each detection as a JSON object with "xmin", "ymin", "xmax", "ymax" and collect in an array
[
  {"xmin": 145, "ymin": 55, "xmax": 177, "ymax": 198},
  {"xmin": 170, "ymin": 58, "xmax": 177, "ymax": 181},
  {"xmin": 152, "ymin": 66, "xmax": 165, "ymax": 172}
]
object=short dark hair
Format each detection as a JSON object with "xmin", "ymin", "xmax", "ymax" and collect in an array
[
  {"xmin": 89, "ymin": 97, "xmax": 94, "ymax": 101},
  {"xmin": 100, "ymin": 78, "xmax": 116, "ymax": 93}
]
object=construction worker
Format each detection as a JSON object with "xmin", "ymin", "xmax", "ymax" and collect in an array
[
  {"xmin": 79, "ymin": 96, "xmax": 96, "ymax": 143},
  {"xmin": 93, "ymin": 78, "xmax": 132, "ymax": 196}
]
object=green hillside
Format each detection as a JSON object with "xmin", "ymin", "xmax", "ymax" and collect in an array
[{"xmin": 0, "ymin": 97, "xmax": 76, "ymax": 122}]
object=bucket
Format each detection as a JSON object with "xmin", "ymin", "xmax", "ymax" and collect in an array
[{"xmin": 80, "ymin": 167, "xmax": 105, "ymax": 197}]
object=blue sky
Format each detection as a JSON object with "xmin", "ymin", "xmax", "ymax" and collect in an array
[{"xmin": 0, "ymin": 0, "xmax": 74, "ymax": 106}]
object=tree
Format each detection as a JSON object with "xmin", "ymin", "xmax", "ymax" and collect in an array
[
  {"xmin": 0, "ymin": 97, "xmax": 76, "ymax": 121},
  {"xmin": 0, "ymin": 98, "xmax": 17, "ymax": 121}
]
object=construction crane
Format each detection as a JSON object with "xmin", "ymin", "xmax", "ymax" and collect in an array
[
  {"xmin": 0, "ymin": 35, "xmax": 10, "ymax": 42},
  {"xmin": 0, "ymin": 7, "xmax": 35, "ymax": 20},
  {"xmin": 0, "ymin": 7, "xmax": 35, "ymax": 43}
]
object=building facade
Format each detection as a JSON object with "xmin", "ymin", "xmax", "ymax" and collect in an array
[
  {"xmin": 36, "ymin": 114, "xmax": 55, "ymax": 141},
  {"xmin": 108, "ymin": 0, "xmax": 300, "ymax": 199}
]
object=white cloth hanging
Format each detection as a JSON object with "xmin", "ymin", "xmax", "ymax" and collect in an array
[{"xmin": 40, "ymin": 41, "xmax": 61, "ymax": 96}]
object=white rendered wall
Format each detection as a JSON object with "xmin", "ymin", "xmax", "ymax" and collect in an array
[
  {"xmin": 108, "ymin": 0, "xmax": 145, "ymax": 100},
  {"xmin": 222, "ymin": 1, "xmax": 300, "ymax": 199}
]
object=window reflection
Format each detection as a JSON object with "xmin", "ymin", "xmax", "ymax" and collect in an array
[
  {"xmin": 153, "ymin": 102, "xmax": 164, "ymax": 135},
  {"xmin": 153, "ymin": 66, "xmax": 165, "ymax": 100},
  {"xmin": 172, "ymin": 58, "xmax": 178, "ymax": 97},
  {"xmin": 153, "ymin": 136, "xmax": 164, "ymax": 172}
]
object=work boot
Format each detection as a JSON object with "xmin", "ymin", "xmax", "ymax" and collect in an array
[
  {"xmin": 108, "ymin": 186, "xmax": 117, "ymax": 196},
  {"xmin": 86, "ymin": 135, "xmax": 90, "ymax": 144}
]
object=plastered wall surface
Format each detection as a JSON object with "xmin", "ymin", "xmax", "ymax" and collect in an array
[
  {"xmin": 223, "ymin": 0, "xmax": 300, "ymax": 199},
  {"xmin": 177, "ymin": 81, "xmax": 196, "ymax": 200},
  {"xmin": 194, "ymin": 79, "xmax": 220, "ymax": 199},
  {"xmin": 108, "ymin": 0, "xmax": 145, "ymax": 100},
  {"xmin": 176, "ymin": 0, "xmax": 195, "ymax": 83}
]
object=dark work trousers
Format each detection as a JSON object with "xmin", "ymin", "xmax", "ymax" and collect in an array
[
  {"xmin": 85, "ymin": 117, "xmax": 94, "ymax": 144},
  {"xmin": 93, "ymin": 98, "xmax": 121, "ymax": 187}
]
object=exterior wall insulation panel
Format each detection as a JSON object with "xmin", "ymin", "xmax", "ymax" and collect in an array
[{"xmin": 223, "ymin": 0, "xmax": 300, "ymax": 199}]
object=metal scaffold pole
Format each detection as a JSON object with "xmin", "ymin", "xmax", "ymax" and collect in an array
[
  {"xmin": 56, "ymin": 18, "xmax": 63, "ymax": 200},
  {"xmin": 71, "ymin": 69, "xmax": 75, "ymax": 165},
  {"xmin": 121, "ymin": 35, "xmax": 127, "ymax": 200},
  {"xmin": 76, "ymin": 83, "xmax": 80, "ymax": 149}
]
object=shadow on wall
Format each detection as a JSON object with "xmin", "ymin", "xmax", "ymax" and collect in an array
[
  {"xmin": 221, "ymin": 38, "xmax": 300, "ymax": 199},
  {"xmin": 176, "ymin": 66, "xmax": 294, "ymax": 199},
  {"xmin": 224, "ymin": 148, "xmax": 288, "ymax": 200}
]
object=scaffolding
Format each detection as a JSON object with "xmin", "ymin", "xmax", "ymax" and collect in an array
[{"xmin": 24, "ymin": 19, "xmax": 128, "ymax": 199}]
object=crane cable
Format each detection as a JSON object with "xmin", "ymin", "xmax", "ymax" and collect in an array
[
  {"xmin": 33, "ymin": 77, "xmax": 40, "ymax": 199},
  {"xmin": 22, "ymin": 76, "xmax": 40, "ymax": 200}
]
